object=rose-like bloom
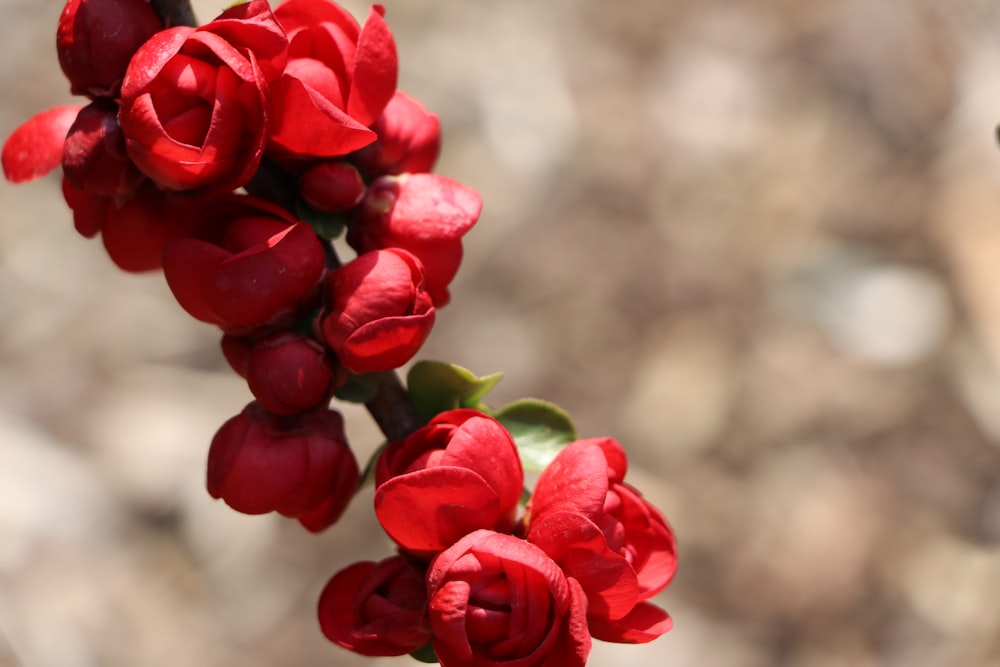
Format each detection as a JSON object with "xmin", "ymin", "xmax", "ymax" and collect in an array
[
  {"xmin": 62, "ymin": 99, "xmax": 146, "ymax": 196},
  {"xmin": 524, "ymin": 438, "xmax": 677, "ymax": 643},
  {"xmin": 354, "ymin": 91, "xmax": 441, "ymax": 177},
  {"xmin": 221, "ymin": 332, "xmax": 346, "ymax": 415},
  {"xmin": 318, "ymin": 554, "xmax": 432, "ymax": 656},
  {"xmin": 426, "ymin": 530, "xmax": 591, "ymax": 667},
  {"xmin": 57, "ymin": 0, "xmax": 163, "ymax": 98},
  {"xmin": 373, "ymin": 409, "xmax": 523, "ymax": 559},
  {"xmin": 2, "ymin": 105, "xmax": 81, "ymax": 183},
  {"xmin": 119, "ymin": 0, "xmax": 288, "ymax": 191},
  {"xmin": 163, "ymin": 195, "xmax": 326, "ymax": 333},
  {"xmin": 299, "ymin": 160, "xmax": 367, "ymax": 213},
  {"xmin": 207, "ymin": 402, "xmax": 359, "ymax": 532},
  {"xmin": 347, "ymin": 173, "xmax": 482, "ymax": 307},
  {"xmin": 267, "ymin": 0, "xmax": 397, "ymax": 159},
  {"xmin": 318, "ymin": 248, "xmax": 434, "ymax": 374}
]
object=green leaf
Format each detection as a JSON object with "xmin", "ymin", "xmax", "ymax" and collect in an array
[
  {"xmin": 406, "ymin": 361, "xmax": 503, "ymax": 421},
  {"xmin": 493, "ymin": 398, "xmax": 577, "ymax": 472},
  {"xmin": 334, "ymin": 372, "xmax": 383, "ymax": 404},
  {"xmin": 295, "ymin": 197, "xmax": 348, "ymax": 240},
  {"xmin": 409, "ymin": 643, "xmax": 438, "ymax": 663}
]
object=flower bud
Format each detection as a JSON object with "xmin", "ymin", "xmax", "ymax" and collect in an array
[
  {"xmin": 243, "ymin": 332, "xmax": 346, "ymax": 415},
  {"xmin": 207, "ymin": 402, "xmax": 359, "ymax": 532},
  {"xmin": 319, "ymin": 248, "xmax": 435, "ymax": 374},
  {"xmin": 299, "ymin": 161, "xmax": 367, "ymax": 213},
  {"xmin": 62, "ymin": 99, "xmax": 145, "ymax": 196},
  {"xmin": 57, "ymin": 0, "xmax": 163, "ymax": 98},
  {"xmin": 354, "ymin": 91, "xmax": 441, "ymax": 177}
]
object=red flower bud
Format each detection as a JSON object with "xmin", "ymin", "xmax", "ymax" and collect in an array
[
  {"xmin": 348, "ymin": 173, "xmax": 482, "ymax": 307},
  {"xmin": 119, "ymin": 1, "xmax": 287, "ymax": 191},
  {"xmin": 241, "ymin": 332, "xmax": 346, "ymax": 415},
  {"xmin": 319, "ymin": 248, "xmax": 435, "ymax": 374},
  {"xmin": 163, "ymin": 195, "xmax": 326, "ymax": 332},
  {"xmin": 62, "ymin": 99, "xmax": 146, "ymax": 196},
  {"xmin": 299, "ymin": 161, "xmax": 367, "ymax": 213},
  {"xmin": 56, "ymin": 0, "xmax": 163, "ymax": 98},
  {"xmin": 355, "ymin": 91, "xmax": 441, "ymax": 177},
  {"xmin": 373, "ymin": 409, "xmax": 523, "ymax": 559},
  {"xmin": 206, "ymin": 402, "xmax": 359, "ymax": 532},
  {"xmin": 318, "ymin": 555, "xmax": 432, "ymax": 656},
  {"xmin": 426, "ymin": 530, "xmax": 591, "ymax": 667},
  {"xmin": 267, "ymin": 1, "xmax": 398, "ymax": 158},
  {"xmin": 101, "ymin": 187, "xmax": 201, "ymax": 272}
]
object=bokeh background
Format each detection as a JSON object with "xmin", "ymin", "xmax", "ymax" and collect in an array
[{"xmin": 3, "ymin": 0, "xmax": 1000, "ymax": 665}]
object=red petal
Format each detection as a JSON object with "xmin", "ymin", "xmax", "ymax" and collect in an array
[
  {"xmin": 2, "ymin": 106, "xmax": 81, "ymax": 183},
  {"xmin": 268, "ymin": 73, "xmax": 376, "ymax": 157},
  {"xmin": 529, "ymin": 441, "xmax": 610, "ymax": 521},
  {"xmin": 347, "ymin": 6, "xmax": 398, "ymax": 126},
  {"xmin": 587, "ymin": 601, "xmax": 673, "ymax": 644}
]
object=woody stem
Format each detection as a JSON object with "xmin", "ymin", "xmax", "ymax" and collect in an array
[{"xmin": 150, "ymin": 0, "xmax": 197, "ymax": 28}]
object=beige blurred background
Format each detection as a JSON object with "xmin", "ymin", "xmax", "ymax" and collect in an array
[{"xmin": 3, "ymin": 0, "xmax": 1000, "ymax": 665}]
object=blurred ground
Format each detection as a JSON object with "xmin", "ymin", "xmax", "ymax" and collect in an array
[{"xmin": 3, "ymin": 0, "xmax": 1000, "ymax": 665}]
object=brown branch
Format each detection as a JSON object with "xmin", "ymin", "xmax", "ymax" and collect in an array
[
  {"xmin": 150, "ymin": 0, "xmax": 197, "ymax": 28},
  {"xmin": 365, "ymin": 372, "xmax": 424, "ymax": 442}
]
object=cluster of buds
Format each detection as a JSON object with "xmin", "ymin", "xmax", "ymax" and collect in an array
[{"xmin": 2, "ymin": 1, "xmax": 677, "ymax": 665}]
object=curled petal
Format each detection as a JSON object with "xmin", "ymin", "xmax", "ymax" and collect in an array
[{"xmin": 2, "ymin": 106, "xmax": 81, "ymax": 183}]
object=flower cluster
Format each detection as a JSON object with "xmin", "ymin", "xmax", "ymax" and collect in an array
[
  {"xmin": 321, "ymin": 410, "xmax": 677, "ymax": 665},
  {"xmin": 3, "ymin": 0, "xmax": 480, "ymax": 532},
  {"xmin": 2, "ymin": 1, "xmax": 677, "ymax": 665}
]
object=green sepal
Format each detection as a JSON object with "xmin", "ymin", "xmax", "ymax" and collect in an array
[
  {"xmin": 409, "ymin": 643, "xmax": 439, "ymax": 663},
  {"xmin": 334, "ymin": 372, "xmax": 383, "ymax": 404},
  {"xmin": 493, "ymin": 398, "xmax": 577, "ymax": 472},
  {"xmin": 406, "ymin": 361, "xmax": 504, "ymax": 421},
  {"xmin": 295, "ymin": 197, "xmax": 348, "ymax": 240}
]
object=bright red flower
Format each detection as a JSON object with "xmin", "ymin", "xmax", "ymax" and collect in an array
[
  {"xmin": 318, "ymin": 248, "xmax": 435, "ymax": 374},
  {"xmin": 118, "ymin": 1, "xmax": 287, "ymax": 191},
  {"xmin": 2, "ymin": 105, "xmax": 81, "ymax": 183},
  {"xmin": 524, "ymin": 438, "xmax": 677, "ymax": 644},
  {"xmin": 56, "ymin": 0, "xmax": 163, "ymax": 98},
  {"xmin": 354, "ymin": 90, "xmax": 441, "ymax": 177},
  {"xmin": 222, "ymin": 332, "xmax": 346, "ymax": 415},
  {"xmin": 373, "ymin": 409, "xmax": 523, "ymax": 559},
  {"xmin": 268, "ymin": 0, "xmax": 397, "ymax": 158},
  {"xmin": 347, "ymin": 173, "xmax": 482, "ymax": 307},
  {"xmin": 318, "ymin": 555, "xmax": 432, "ymax": 656},
  {"xmin": 426, "ymin": 530, "xmax": 591, "ymax": 667},
  {"xmin": 162, "ymin": 195, "xmax": 326, "ymax": 332},
  {"xmin": 206, "ymin": 402, "xmax": 358, "ymax": 532},
  {"xmin": 62, "ymin": 99, "xmax": 146, "ymax": 196}
]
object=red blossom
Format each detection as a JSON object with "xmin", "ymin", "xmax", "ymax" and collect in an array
[
  {"xmin": 319, "ymin": 248, "xmax": 435, "ymax": 374},
  {"xmin": 426, "ymin": 530, "xmax": 591, "ymax": 667},
  {"xmin": 373, "ymin": 409, "xmax": 523, "ymax": 559},
  {"xmin": 62, "ymin": 99, "xmax": 146, "ymax": 196},
  {"xmin": 163, "ymin": 195, "xmax": 326, "ymax": 332},
  {"xmin": 318, "ymin": 555, "xmax": 432, "ymax": 656},
  {"xmin": 206, "ymin": 402, "xmax": 358, "ymax": 532},
  {"xmin": 354, "ymin": 90, "xmax": 442, "ymax": 177}
]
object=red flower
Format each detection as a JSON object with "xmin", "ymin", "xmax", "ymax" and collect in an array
[
  {"xmin": 118, "ymin": 0, "xmax": 287, "ymax": 191},
  {"xmin": 347, "ymin": 173, "xmax": 482, "ymax": 307},
  {"xmin": 222, "ymin": 332, "xmax": 346, "ymax": 415},
  {"xmin": 162, "ymin": 195, "xmax": 325, "ymax": 332},
  {"xmin": 57, "ymin": 0, "xmax": 163, "ymax": 98},
  {"xmin": 373, "ymin": 409, "xmax": 523, "ymax": 559},
  {"xmin": 318, "ymin": 555, "xmax": 432, "ymax": 656},
  {"xmin": 426, "ymin": 530, "xmax": 591, "ymax": 667},
  {"xmin": 268, "ymin": 0, "xmax": 398, "ymax": 158},
  {"xmin": 62, "ymin": 99, "xmax": 146, "ymax": 196},
  {"xmin": 318, "ymin": 248, "xmax": 435, "ymax": 374},
  {"xmin": 524, "ymin": 438, "xmax": 677, "ymax": 643},
  {"xmin": 354, "ymin": 90, "xmax": 441, "ymax": 177},
  {"xmin": 206, "ymin": 402, "xmax": 358, "ymax": 532},
  {"xmin": 2, "ymin": 105, "xmax": 81, "ymax": 183}
]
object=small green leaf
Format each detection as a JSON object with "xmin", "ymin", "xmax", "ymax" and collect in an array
[
  {"xmin": 295, "ymin": 197, "xmax": 348, "ymax": 240},
  {"xmin": 493, "ymin": 398, "xmax": 577, "ymax": 472},
  {"xmin": 409, "ymin": 643, "xmax": 439, "ymax": 663},
  {"xmin": 407, "ymin": 360, "xmax": 503, "ymax": 421},
  {"xmin": 334, "ymin": 372, "xmax": 383, "ymax": 403}
]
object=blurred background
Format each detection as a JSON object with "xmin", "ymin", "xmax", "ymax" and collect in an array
[{"xmin": 3, "ymin": 0, "xmax": 1000, "ymax": 665}]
